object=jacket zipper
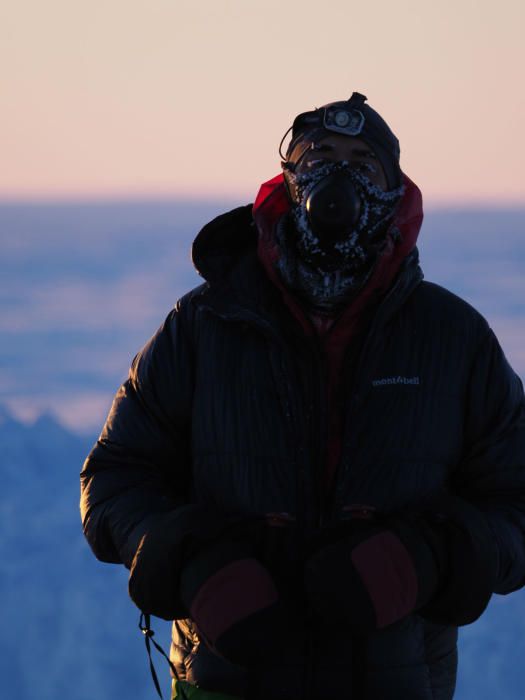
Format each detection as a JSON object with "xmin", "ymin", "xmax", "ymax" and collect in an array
[
  {"xmin": 316, "ymin": 347, "xmax": 330, "ymax": 529},
  {"xmin": 302, "ymin": 337, "xmax": 330, "ymax": 700}
]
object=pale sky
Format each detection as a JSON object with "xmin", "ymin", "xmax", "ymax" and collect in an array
[{"xmin": 1, "ymin": 0, "xmax": 524, "ymax": 204}]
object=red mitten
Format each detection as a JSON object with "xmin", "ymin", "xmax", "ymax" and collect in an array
[
  {"xmin": 180, "ymin": 539, "xmax": 299, "ymax": 667},
  {"xmin": 304, "ymin": 519, "xmax": 444, "ymax": 632}
]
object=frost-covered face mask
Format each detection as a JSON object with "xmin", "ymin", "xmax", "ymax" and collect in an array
[{"xmin": 277, "ymin": 160, "xmax": 405, "ymax": 312}]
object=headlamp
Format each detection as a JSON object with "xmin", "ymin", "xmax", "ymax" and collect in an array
[
  {"xmin": 279, "ymin": 92, "xmax": 402, "ymax": 190},
  {"xmin": 323, "ymin": 105, "xmax": 365, "ymax": 136}
]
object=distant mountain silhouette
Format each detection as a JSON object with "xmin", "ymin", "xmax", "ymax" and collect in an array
[{"xmin": 0, "ymin": 406, "xmax": 172, "ymax": 700}]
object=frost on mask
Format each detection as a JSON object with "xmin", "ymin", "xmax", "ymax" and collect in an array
[{"xmin": 277, "ymin": 160, "xmax": 404, "ymax": 313}]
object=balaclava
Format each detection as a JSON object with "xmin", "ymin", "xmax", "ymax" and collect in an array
[{"xmin": 278, "ymin": 92, "xmax": 405, "ymax": 314}]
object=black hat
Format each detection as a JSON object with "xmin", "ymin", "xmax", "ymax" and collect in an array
[{"xmin": 282, "ymin": 92, "xmax": 402, "ymax": 189}]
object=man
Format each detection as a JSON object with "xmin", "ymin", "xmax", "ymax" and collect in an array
[{"xmin": 80, "ymin": 93, "xmax": 525, "ymax": 700}]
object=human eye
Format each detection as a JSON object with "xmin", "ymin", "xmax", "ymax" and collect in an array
[
  {"xmin": 305, "ymin": 158, "xmax": 329, "ymax": 168},
  {"xmin": 353, "ymin": 161, "xmax": 377, "ymax": 175}
]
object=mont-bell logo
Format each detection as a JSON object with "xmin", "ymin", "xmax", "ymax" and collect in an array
[{"xmin": 371, "ymin": 376, "xmax": 420, "ymax": 387}]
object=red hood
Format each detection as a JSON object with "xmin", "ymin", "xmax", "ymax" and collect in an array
[{"xmin": 252, "ymin": 171, "xmax": 424, "ymax": 337}]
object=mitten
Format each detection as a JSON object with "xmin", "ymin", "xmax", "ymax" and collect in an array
[
  {"xmin": 304, "ymin": 517, "xmax": 445, "ymax": 632},
  {"xmin": 305, "ymin": 495, "xmax": 498, "ymax": 632},
  {"xmin": 179, "ymin": 537, "xmax": 298, "ymax": 667}
]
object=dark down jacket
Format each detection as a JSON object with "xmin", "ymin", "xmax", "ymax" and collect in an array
[{"xmin": 80, "ymin": 202, "xmax": 525, "ymax": 699}]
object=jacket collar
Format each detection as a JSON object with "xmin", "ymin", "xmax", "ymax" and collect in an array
[
  {"xmin": 190, "ymin": 173, "xmax": 424, "ymax": 337},
  {"xmin": 252, "ymin": 171, "xmax": 424, "ymax": 337}
]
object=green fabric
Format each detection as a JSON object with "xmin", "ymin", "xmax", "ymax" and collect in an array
[{"xmin": 172, "ymin": 679, "xmax": 241, "ymax": 700}]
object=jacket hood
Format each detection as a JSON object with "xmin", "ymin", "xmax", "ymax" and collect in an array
[
  {"xmin": 192, "ymin": 204, "xmax": 257, "ymax": 286},
  {"xmin": 252, "ymin": 171, "xmax": 424, "ymax": 276},
  {"xmin": 191, "ymin": 171, "xmax": 424, "ymax": 325}
]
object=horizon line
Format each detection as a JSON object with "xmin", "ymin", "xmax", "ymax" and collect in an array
[{"xmin": 0, "ymin": 193, "xmax": 524, "ymax": 213}]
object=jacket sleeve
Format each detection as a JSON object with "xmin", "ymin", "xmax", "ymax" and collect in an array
[
  {"xmin": 80, "ymin": 298, "xmax": 196, "ymax": 568},
  {"xmin": 421, "ymin": 326, "xmax": 525, "ymax": 626},
  {"xmin": 456, "ymin": 326, "xmax": 525, "ymax": 594}
]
